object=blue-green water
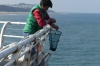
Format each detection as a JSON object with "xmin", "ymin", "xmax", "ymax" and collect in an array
[{"xmin": 0, "ymin": 13, "xmax": 100, "ymax": 66}]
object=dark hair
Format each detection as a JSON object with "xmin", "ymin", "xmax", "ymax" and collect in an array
[{"xmin": 40, "ymin": 0, "xmax": 52, "ymax": 8}]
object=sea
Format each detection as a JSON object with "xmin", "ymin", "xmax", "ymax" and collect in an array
[{"xmin": 0, "ymin": 12, "xmax": 100, "ymax": 66}]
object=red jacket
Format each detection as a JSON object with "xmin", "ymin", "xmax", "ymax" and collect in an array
[{"xmin": 33, "ymin": 9, "xmax": 50, "ymax": 27}]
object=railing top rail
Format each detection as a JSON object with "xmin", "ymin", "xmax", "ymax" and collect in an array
[{"xmin": 0, "ymin": 21, "xmax": 26, "ymax": 25}]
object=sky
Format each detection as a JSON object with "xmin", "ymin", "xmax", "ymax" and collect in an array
[{"xmin": 0, "ymin": 0, "xmax": 100, "ymax": 13}]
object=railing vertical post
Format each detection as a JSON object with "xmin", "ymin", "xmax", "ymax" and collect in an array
[
  {"xmin": 10, "ymin": 53, "xmax": 18, "ymax": 66},
  {"xmin": 0, "ymin": 21, "xmax": 10, "ymax": 49},
  {"xmin": 23, "ymin": 45, "xmax": 31, "ymax": 66},
  {"xmin": 35, "ymin": 40, "xmax": 39, "ymax": 65}
]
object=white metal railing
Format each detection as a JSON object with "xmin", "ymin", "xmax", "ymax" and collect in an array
[
  {"xmin": 0, "ymin": 21, "xmax": 26, "ymax": 48},
  {"xmin": 0, "ymin": 21, "xmax": 52, "ymax": 66}
]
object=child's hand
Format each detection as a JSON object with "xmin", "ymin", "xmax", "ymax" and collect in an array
[
  {"xmin": 48, "ymin": 18, "xmax": 56, "ymax": 24},
  {"xmin": 54, "ymin": 25, "xmax": 59, "ymax": 30},
  {"xmin": 51, "ymin": 23, "xmax": 59, "ymax": 30},
  {"xmin": 50, "ymin": 18, "xmax": 56, "ymax": 23}
]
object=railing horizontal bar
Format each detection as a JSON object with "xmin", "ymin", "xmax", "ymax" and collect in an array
[
  {"xmin": 37, "ymin": 53, "xmax": 48, "ymax": 65},
  {"xmin": 0, "ymin": 21, "xmax": 26, "ymax": 25},
  {"xmin": 19, "ymin": 48, "xmax": 30, "ymax": 57},
  {"xmin": 6, "ymin": 28, "xmax": 22, "ymax": 30},
  {"xmin": 3, "ymin": 35, "xmax": 24, "ymax": 38},
  {"xmin": 0, "ymin": 43, "xmax": 17, "ymax": 59},
  {"xmin": 30, "ymin": 58, "xmax": 36, "ymax": 65},
  {"xmin": 43, "ymin": 53, "xmax": 51, "ymax": 62},
  {"xmin": 4, "ymin": 59, "xmax": 15, "ymax": 66},
  {"xmin": 0, "ymin": 58, "xmax": 4, "ymax": 63},
  {"xmin": 4, "ymin": 48, "xmax": 30, "ymax": 66},
  {"xmin": 0, "ymin": 45, "xmax": 10, "ymax": 51}
]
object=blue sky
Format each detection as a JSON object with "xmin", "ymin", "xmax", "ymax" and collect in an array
[{"xmin": 1, "ymin": 0, "xmax": 100, "ymax": 13}]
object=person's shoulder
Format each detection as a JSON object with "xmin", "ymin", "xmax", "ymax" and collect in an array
[
  {"xmin": 33, "ymin": 9, "xmax": 41, "ymax": 15},
  {"xmin": 34, "ymin": 9, "xmax": 39, "ymax": 11},
  {"xmin": 33, "ymin": 9, "xmax": 40, "ymax": 13}
]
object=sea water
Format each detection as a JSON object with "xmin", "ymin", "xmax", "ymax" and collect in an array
[{"xmin": 0, "ymin": 13, "xmax": 100, "ymax": 66}]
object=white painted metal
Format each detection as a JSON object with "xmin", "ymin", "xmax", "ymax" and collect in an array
[
  {"xmin": 0, "ymin": 21, "xmax": 26, "ymax": 25},
  {"xmin": 0, "ymin": 21, "xmax": 26, "ymax": 49},
  {"xmin": 0, "ymin": 21, "xmax": 52, "ymax": 66},
  {"xmin": 4, "ymin": 59, "xmax": 15, "ymax": 66},
  {"xmin": 0, "ymin": 29, "xmax": 50, "ymax": 58},
  {"xmin": 3, "ymin": 35, "xmax": 24, "ymax": 38},
  {"xmin": 0, "ymin": 42, "xmax": 18, "ymax": 59},
  {"xmin": 0, "ymin": 21, "xmax": 10, "ymax": 48}
]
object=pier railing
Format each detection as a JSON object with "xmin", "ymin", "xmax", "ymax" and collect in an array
[{"xmin": 0, "ymin": 21, "xmax": 52, "ymax": 66}]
